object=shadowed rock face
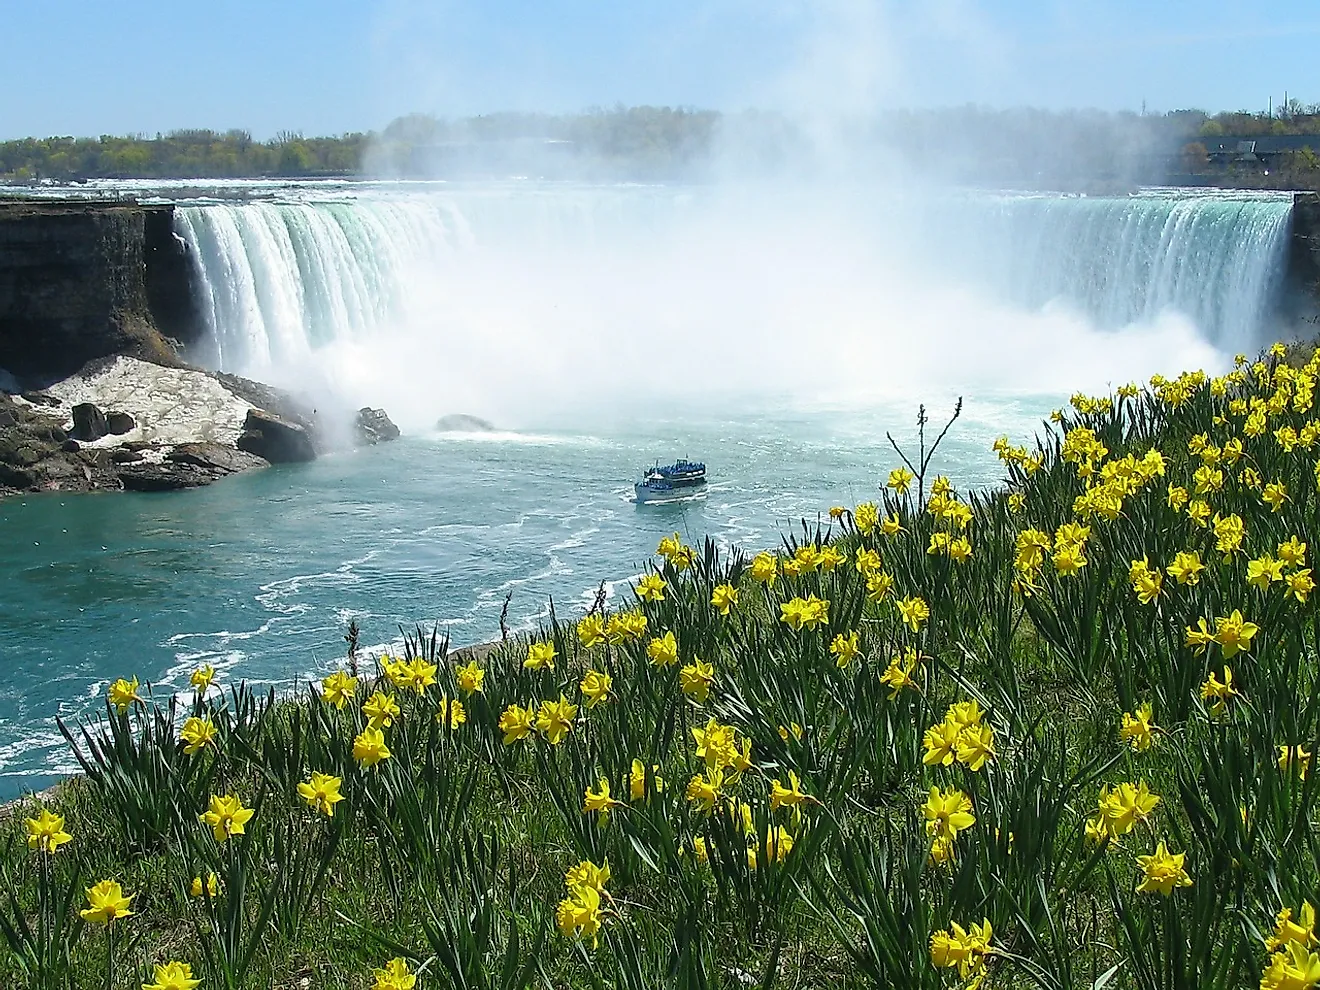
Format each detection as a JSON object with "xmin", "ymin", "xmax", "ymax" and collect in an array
[
  {"xmin": 118, "ymin": 443, "xmax": 268, "ymax": 491},
  {"xmin": 237, "ymin": 409, "xmax": 317, "ymax": 463},
  {"xmin": 356, "ymin": 407, "xmax": 400, "ymax": 444},
  {"xmin": 0, "ymin": 201, "xmax": 201, "ymax": 382},
  {"xmin": 0, "ymin": 392, "xmax": 114, "ymax": 493},
  {"xmin": 70, "ymin": 403, "xmax": 108, "ymax": 441}
]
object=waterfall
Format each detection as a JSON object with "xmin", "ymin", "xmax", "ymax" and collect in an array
[
  {"xmin": 176, "ymin": 187, "xmax": 1296, "ymax": 381},
  {"xmin": 956, "ymin": 192, "xmax": 1295, "ymax": 350},
  {"xmin": 175, "ymin": 198, "xmax": 473, "ymax": 375}
]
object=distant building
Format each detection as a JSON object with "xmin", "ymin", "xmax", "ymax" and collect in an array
[{"xmin": 1202, "ymin": 135, "xmax": 1319, "ymax": 167}]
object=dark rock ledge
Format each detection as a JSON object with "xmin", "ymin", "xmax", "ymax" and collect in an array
[{"xmin": 0, "ymin": 358, "xmax": 400, "ymax": 499}]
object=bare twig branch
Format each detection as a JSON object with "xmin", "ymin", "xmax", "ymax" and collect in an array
[
  {"xmin": 924, "ymin": 398, "xmax": 964, "ymax": 474},
  {"xmin": 884, "ymin": 432, "xmax": 919, "ymax": 476},
  {"xmin": 499, "ymin": 591, "xmax": 513, "ymax": 642},
  {"xmin": 344, "ymin": 619, "xmax": 360, "ymax": 679},
  {"xmin": 886, "ymin": 398, "xmax": 963, "ymax": 509}
]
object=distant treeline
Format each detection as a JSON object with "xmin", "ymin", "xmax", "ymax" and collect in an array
[
  {"xmin": 0, "ymin": 108, "xmax": 723, "ymax": 182},
  {"xmin": 5, "ymin": 102, "xmax": 1320, "ymax": 186},
  {"xmin": 876, "ymin": 102, "xmax": 1320, "ymax": 188},
  {"xmin": 0, "ymin": 130, "xmax": 368, "ymax": 181}
]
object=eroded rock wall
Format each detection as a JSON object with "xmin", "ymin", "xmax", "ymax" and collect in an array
[{"xmin": 0, "ymin": 201, "xmax": 198, "ymax": 381}]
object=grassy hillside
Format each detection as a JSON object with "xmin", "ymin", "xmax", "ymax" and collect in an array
[{"xmin": 3, "ymin": 343, "xmax": 1319, "ymax": 990}]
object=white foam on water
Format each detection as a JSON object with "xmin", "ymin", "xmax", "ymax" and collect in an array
[{"xmin": 171, "ymin": 183, "xmax": 1279, "ymax": 431}]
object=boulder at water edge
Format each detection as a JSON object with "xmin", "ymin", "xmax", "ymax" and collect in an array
[
  {"xmin": 118, "ymin": 443, "xmax": 269, "ymax": 491},
  {"xmin": 236, "ymin": 408, "xmax": 317, "ymax": 463},
  {"xmin": 355, "ymin": 407, "xmax": 400, "ymax": 445},
  {"xmin": 106, "ymin": 411, "xmax": 136, "ymax": 435},
  {"xmin": 70, "ymin": 402, "xmax": 108, "ymax": 441}
]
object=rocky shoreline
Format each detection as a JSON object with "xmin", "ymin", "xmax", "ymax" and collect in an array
[
  {"xmin": 0, "ymin": 355, "xmax": 398, "ymax": 498},
  {"xmin": 0, "ymin": 199, "xmax": 400, "ymax": 498}
]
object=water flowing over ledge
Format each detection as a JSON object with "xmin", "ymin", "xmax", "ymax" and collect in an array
[{"xmin": 174, "ymin": 187, "xmax": 1297, "ymax": 384}]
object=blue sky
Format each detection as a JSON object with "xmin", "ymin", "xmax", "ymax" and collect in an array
[{"xmin": 3, "ymin": 0, "xmax": 1320, "ymax": 139}]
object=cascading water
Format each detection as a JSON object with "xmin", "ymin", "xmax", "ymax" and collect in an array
[
  {"xmin": 175, "ymin": 186, "xmax": 1296, "ymax": 385},
  {"xmin": 956, "ymin": 192, "xmax": 1295, "ymax": 349},
  {"xmin": 175, "ymin": 199, "xmax": 471, "ymax": 374}
]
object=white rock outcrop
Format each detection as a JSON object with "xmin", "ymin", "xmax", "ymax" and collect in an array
[{"xmin": 41, "ymin": 356, "xmax": 254, "ymax": 448}]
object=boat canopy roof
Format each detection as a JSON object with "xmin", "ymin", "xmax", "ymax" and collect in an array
[{"xmin": 654, "ymin": 459, "xmax": 705, "ymax": 475}]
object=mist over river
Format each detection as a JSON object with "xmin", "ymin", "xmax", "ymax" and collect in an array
[{"xmin": 0, "ymin": 179, "xmax": 1297, "ymax": 796}]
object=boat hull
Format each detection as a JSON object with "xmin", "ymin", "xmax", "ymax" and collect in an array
[{"xmin": 635, "ymin": 478, "xmax": 707, "ymax": 503}]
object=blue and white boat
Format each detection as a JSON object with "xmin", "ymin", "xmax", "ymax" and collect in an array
[{"xmin": 634, "ymin": 459, "xmax": 707, "ymax": 503}]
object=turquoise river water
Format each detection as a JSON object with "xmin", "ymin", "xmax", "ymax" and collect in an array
[{"xmin": 0, "ymin": 180, "xmax": 1293, "ymax": 797}]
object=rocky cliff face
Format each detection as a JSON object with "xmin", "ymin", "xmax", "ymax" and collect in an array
[
  {"xmin": 1291, "ymin": 194, "xmax": 1320, "ymax": 290},
  {"xmin": 0, "ymin": 201, "xmax": 202, "ymax": 382}
]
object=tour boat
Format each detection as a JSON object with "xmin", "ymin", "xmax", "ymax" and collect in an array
[{"xmin": 634, "ymin": 459, "xmax": 707, "ymax": 503}]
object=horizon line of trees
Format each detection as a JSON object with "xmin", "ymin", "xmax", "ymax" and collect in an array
[{"xmin": 6, "ymin": 102, "xmax": 1320, "ymax": 183}]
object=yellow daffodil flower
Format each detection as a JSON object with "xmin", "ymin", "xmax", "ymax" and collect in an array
[
  {"xmin": 535, "ymin": 695, "xmax": 578, "ymax": 745},
  {"xmin": 436, "ymin": 696, "xmax": 467, "ymax": 729},
  {"xmin": 555, "ymin": 883, "xmax": 604, "ymax": 946},
  {"xmin": 1260, "ymin": 942, "xmax": 1320, "ymax": 990},
  {"xmin": 26, "ymin": 809, "xmax": 72, "ymax": 854},
  {"xmin": 371, "ymin": 957, "xmax": 417, "ymax": 990},
  {"xmin": 498, "ymin": 703, "xmax": 535, "ymax": 745},
  {"xmin": 179, "ymin": 716, "xmax": 216, "ymax": 756},
  {"xmin": 579, "ymin": 670, "xmax": 612, "ymax": 708},
  {"xmin": 923, "ymin": 786, "xmax": 975, "ymax": 842},
  {"xmin": 321, "ymin": 670, "xmax": 357, "ymax": 709},
  {"xmin": 199, "ymin": 793, "xmax": 254, "ymax": 842},
  {"xmin": 629, "ymin": 759, "xmax": 664, "ymax": 801},
  {"xmin": 525, "ymin": 640, "xmax": 557, "ymax": 670},
  {"xmin": 1267, "ymin": 902, "xmax": 1318, "ymax": 952},
  {"xmin": 710, "ymin": 583, "xmax": 738, "ymax": 615},
  {"xmin": 896, "ymin": 595, "xmax": 930, "ymax": 633},
  {"xmin": 769, "ymin": 770, "xmax": 815, "ymax": 811},
  {"xmin": 749, "ymin": 551, "xmax": 778, "ymax": 586},
  {"xmin": 1135, "ymin": 841, "xmax": 1192, "ymax": 895},
  {"xmin": 1096, "ymin": 781, "xmax": 1159, "ymax": 838},
  {"xmin": 692, "ymin": 718, "xmax": 737, "ymax": 770},
  {"xmin": 455, "ymin": 659, "xmax": 485, "ymax": 695},
  {"xmin": 829, "ymin": 630, "xmax": 860, "ymax": 668},
  {"xmin": 400, "ymin": 657, "xmax": 437, "ymax": 694},
  {"xmin": 1200, "ymin": 666, "xmax": 1238, "ymax": 716},
  {"xmin": 142, "ymin": 961, "xmax": 201, "ymax": 990},
  {"xmin": 880, "ymin": 650, "xmax": 920, "ymax": 699},
  {"xmin": 635, "ymin": 573, "xmax": 666, "ymax": 602},
  {"xmin": 582, "ymin": 779, "xmax": 624, "ymax": 822},
  {"xmin": 1167, "ymin": 550, "xmax": 1205, "ymax": 585},
  {"xmin": 1119, "ymin": 703, "xmax": 1157, "ymax": 752},
  {"xmin": 956, "ymin": 723, "xmax": 996, "ymax": 771},
  {"xmin": 1279, "ymin": 536, "xmax": 1309, "ymax": 569},
  {"xmin": 297, "ymin": 771, "xmax": 345, "ymax": 818},
  {"xmin": 930, "ymin": 918, "xmax": 994, "ymax": 978},
  {"xmin": 679, "ymin": 659, "xmax": 715, "ymax": 703},
  {"xmin": 853, "ymin": 502, "xmax": 879, "ymax": 535},
  {"xmin": 107, "ymin": 676, "xmax": 142, "ymax": 714},
  {"xmin": 1279, "ymin": 744, "xmax": 1312, "ymax": 779},
  {"xmin": 352, "ymin": 727, "xmax": 391, "ymax": 768},
  {"xmin": 646, "ymin": 631, "xmax": 679, "ymax": 667},
  {"xmin": 79, "ymin": 879, "xmax": 134, "ymax": 924},
  {"xmin": 887, "ymin": 467, "xmax": 914, "ymax": 493},
  {"xmin": 1213, "ymin": 609, "xmax": 1259, "ymax": 658},
  {"xmin": 685, "ymin": 768, "xmax": 724, "ymax": 812},
  {"xmin": 577, "ymin": 614, "xmax": 606, "ymax": 648},
  {"xmin": 362, "ymin": 691, "xmax": 400, "ymax": 729},
  {"xmin": 1288, "ymin": 569, "xmax": 1315, "ymax": 603}
]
